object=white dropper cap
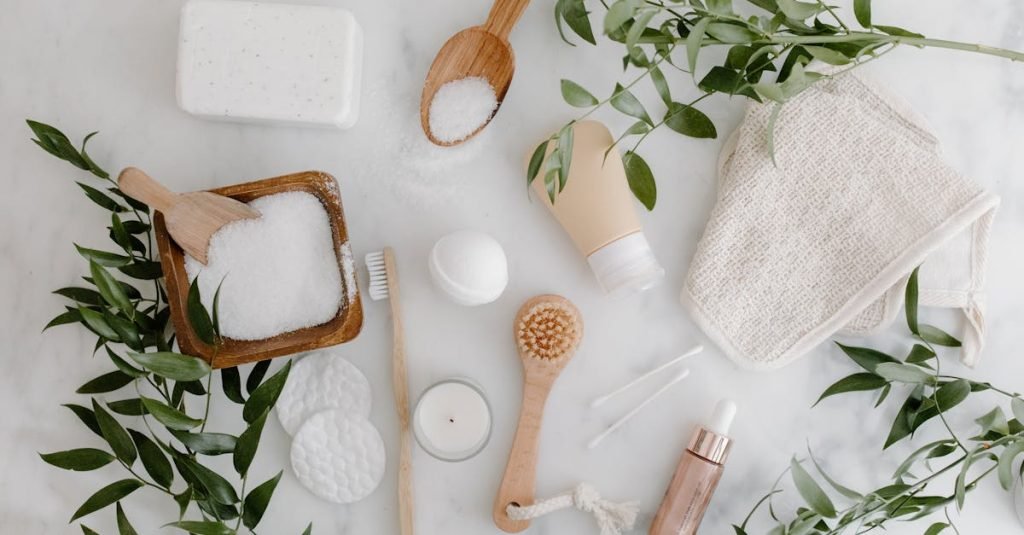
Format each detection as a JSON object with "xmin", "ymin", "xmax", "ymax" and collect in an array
[{"xmin": 706, "ymin": 399, "xmax": 738, "ymax": 436}]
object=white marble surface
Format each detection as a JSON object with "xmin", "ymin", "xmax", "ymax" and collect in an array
[{"xmin": 2, "ymin": 0, "xmax": 1024, "ymax": 533}]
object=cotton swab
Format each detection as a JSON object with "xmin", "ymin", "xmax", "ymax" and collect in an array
[
  {"xmin": 588, "ymin": 369, "xmax": 691, "ymax": 450},
  {"xmin": 590, "ymin": 345, "xmax": 704, "ymax": 408}
]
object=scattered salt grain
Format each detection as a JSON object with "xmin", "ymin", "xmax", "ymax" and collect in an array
[
  {"xmin": 428, "ymin": 76, "xmax": 499, "ymax": 143},
  {"xmin": 184, "ymin": 191, "xmax": 343, "ymax": 341}
]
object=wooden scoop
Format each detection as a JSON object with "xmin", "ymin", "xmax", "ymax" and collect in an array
[
  {"xmin": 493, "ymin": 294, "xmax": 583, "ymax": 532},
  {"xmin": 420, "ymin": 0, "xmax": 531, "ymax": 146},
  {"xmin": 117, "ymin": 167, "xmax": 259, "ymax": 265}
]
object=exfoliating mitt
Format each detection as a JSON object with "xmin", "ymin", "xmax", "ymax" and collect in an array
[{"xmin": 682, "ymin": 72, "xmax": 999, "ymax": 371}]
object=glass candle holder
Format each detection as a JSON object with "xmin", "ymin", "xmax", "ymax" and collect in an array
[{"xmin": 413, "ymin": 378, "xmax": 492, "ymax": 462}]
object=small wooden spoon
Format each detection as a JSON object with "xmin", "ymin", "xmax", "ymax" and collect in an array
[
  {"xmin": 493, "ymin": 294, "xmax": 583, "ymax": 532},
  {"xmin": 117, "ymin": 167, "xmax": 259, "ymax": 265},
  {"xmin": 420, "ymin": 0, "xmax": 531, "ymax": 146}
]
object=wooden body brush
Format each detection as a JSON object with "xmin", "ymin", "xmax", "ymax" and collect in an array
[{"xmin": 493, "ymin": 294, "xmax": 583, "ymax": 532}]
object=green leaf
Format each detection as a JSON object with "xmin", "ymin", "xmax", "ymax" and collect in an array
[
  {"xmin": 77, "ymin": 182, "xmax": 125, "ymax": 212},
  {"xmin": 808, "ymin": 446, "xmax": 861, "ymax": 500},
  {"xmin": 243, "ymin": 361, "xmax": 292, "ymax": 424},
  {"xmin": 603, "ymin": 0, "xmax": 638, "ymax": 34},
  {"xmin": 128, "ymin": 351, "xmax": 211, "ymax": 381},
  {"xmin": 108, "ymin": 399, "xmax": 147, "ymax": 416},
  {"xmin": 892, "ymin": 439, "xmax": 955, "ymax": 480},
  {"xmin": 1012, "ymin": 398, "xmax": 1024, "ymax": 424},
  {"xmin": 118, "ymin": 261, "xmax": 162, "ymax": 280},
  {"xmin": 875, "ymin": 363, "xmax": 933, "ymax": 384},
  {"xmin": 221, "ymin": 366, "xmax": 246, "ymax": 404},
  {"xmin": 686, "ymin": 18, "xmax": 711, "ymax": 74},
  {"xmin": 172, "ymin": 431, "xmax": 237, "ymax": 455},
  {"xmin": 107, "ymin": 348, "xmax": 148, "ymax": 378},
  {"xmin": 128, "ymin": 430, "xmax": 173, "ymax": 488},
  {"xmin": 75, "ymin": 244, "xmax": 132, "ymax": 267},
  {"xmin": 622, "ymin": 151, "xmax": 656, "ymax": 211},
  {"xmin": 27, "ymin": 120, "xmax": 90, "ymax": 169},
  {"xmin": 649, "ymin": 66, "xmax": 671, "ymax": 106},
  {"xmin": 81, "ymin": 526, "xmax": 100, "ymax": 535},
  {"xmin": 610, "ymin": 83, "xmax": 653, "ymax": 125},
  {"xmin": 923, "ymin": 523, "xmax": 949, "ymax": 535},
  {"xmin": 527, "ymin": 140, "xmax": 551, "ymax": 187},
  {"xmin": 45, "ymin": 309, "xmax": 85, "ymax": 331},
  {"xmin": 107, "ymin": 313, "xmax": 142, "ymax": 350},
  {"xmin": 560, "ymin": 79, "xmax": 599, "ymax": 107},
  {"xmin": 92, "ymin": 399, "xmax": 137, "ymax": 464},
  {"xmin": 776, "ymin": 0, "xmax": 820, "ymax": 20},
  {"xmin": 625, "ymin": 8, "xmax": 657, "ymax": 50},
  {"xmin": 998, "ymin": 440, "xmax": 1024, "ymax": 490},
  {"xmin": 79, "ymin": 307, "xmax": 120, "ymax": 341},
  {"xmin": 854, "ymin": 0, "xmax": 871, "ymax": 27},
  {"xmin": 54, "ymin": 287, "xmax": 105, "ymax": 305},
  {"xmin": 77, "ymin": 371, "xmax": 135, "ymax": 394},
  {"xmin": 765, "ymin": 102, "xmax": 783, "ymax": 163},
  {"xmin": 64, "ymin": 403, "xmax": 103, "ymax": 437},
  {"xmin": 814, "ymin": 373, "xmax": 887, "ymax": 406},
  {"xmin": 803, "ymin": 45, "xmax": 850, "ymax": 65},
  {"xmin": 188, "ymin": 278, "xmax": 216, "ymax": 345},
  {"xmin": 116, "ymin": 502, "xmax": 138, "ymax": 535},
  {"xmin": 874, "ymin": 382, "xmax": 891, "ymax": 407},
  {"xmin": 905, "ymin": 344, "xmax": 935, "ymax": 364},
  {"xmin": 918, "ymin": 324, "xmax": 961, "ymax": 347},
  {"xmin": 243, "ymin": 471, "xmax": 283, "ymax": 529},
  {"xmin": 706, "ymin": 0, "xmax": 734, "ymax": 15},
  {"xmin": 790, "ymin": 458, "xmax": 836, "ymax": 518},
  {"xmin": 885, "ymin": 387, "xmax": 923, "ymax": 448},
  {"xmin": 836, "ymin": 343, "xmax": 898, "ymax": 373},
  {"xmin": 79, "ymin": 131, "xmax": 109, "ymax": 179},
  {"xmin": 39, "ymin": 448, "xmax": 115, "ymax": 471},
  {"xmin": 976, "ymin": 407, "xmax": 1009, "ymax": 436},
  {"xmin": 247, "ymin": 360, "xmax": 272, "ymax": 394},
  {"xmin": 302, "ymin": 523, "xmax": 313, "ymax": 535},
  {"xmin": 163, "ymin": 521, "xmax": 236, "ymax": 535},
  {"xmin": 933, "ymin": 379, "xmax": 970, "ymax": 412},
  {"xmin": 664, "ymin": 103, "xmax": 717, "ymax": 139},
  {"xmin": 557, "ymin": 124, "xmax": 574, "ymax": 192},
  {"xmin": 110, "ymin": 213, "xmax": 134, "ymax": 253},
  {"xmin": 141, "ymin": 397, "xmax": 203, "ymax": 430},
  {"xmin": 179, "ymin": 457, "xmax": 240, "ymax": 505},
  {"xmin": 234, "ymin": 410, "xmax": 269, "ymax": 476},
  {"xmin": 905, "ymin": 267, "xmax": 920, "ymax": 334},
  {"xmin": 69, "ymin": 479, "xmax": 144, "ymax": 522},
  {"xmin": 705, "ymin": 23, "xmax": 756, "ymax": 44}
]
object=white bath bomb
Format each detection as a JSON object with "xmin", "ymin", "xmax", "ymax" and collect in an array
[
  {"xmin": 428, "ymin": 230, "xmax": 508, "ymax": 306},
  {"xmin": 290, "ymin": 410, "xmax": 385, "ymax": 504},
  {"xmin": 276, "ymin": 351, "xmax": 372, "ymax": 436}
]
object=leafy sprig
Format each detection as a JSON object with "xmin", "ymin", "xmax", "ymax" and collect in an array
[
  {"xmin": 735, "ymin": 268, "xmax": 1024, "ymax": 534},
  {"xmin": 537, "ymin": 0, "xmax": 1024, "ymax": 210},
  {"xmin": 31, "ymin": 121, "xmax": 308, "ymax": 534}
]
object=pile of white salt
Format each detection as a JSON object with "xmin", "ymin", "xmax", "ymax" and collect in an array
[
  {"xmin": 428, "ymin": 76, "xmax": 499, "ymax": 144},
  {"xmin": 184, "ymin": 191, "xmax": 343, "ymax": 341}
]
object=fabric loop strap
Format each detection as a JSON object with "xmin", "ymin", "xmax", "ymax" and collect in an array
[{"xmin": 506, "ymin": 484, "xmax": 639, "ymax": 535}]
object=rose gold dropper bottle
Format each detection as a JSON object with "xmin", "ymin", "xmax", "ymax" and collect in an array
[{"xmin": 649, "ymin": 399, "xmax": 738, "ymax": 535}]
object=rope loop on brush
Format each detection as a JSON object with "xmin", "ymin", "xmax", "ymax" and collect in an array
[{"xmin": 506, "ymin": 484, "xmax": 639, "ymax": 535}]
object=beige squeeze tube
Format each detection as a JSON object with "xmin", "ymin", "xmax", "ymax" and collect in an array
[{"xmin": 530, "ymin": 120, "xmax": 664, "ymax": 293}]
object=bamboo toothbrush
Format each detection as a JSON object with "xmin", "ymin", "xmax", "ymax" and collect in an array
[{"xmin": 366, "ymin": 248, "xmax": 413, "ymax": 535}]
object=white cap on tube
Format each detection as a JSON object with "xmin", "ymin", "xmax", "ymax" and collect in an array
[
  {"xmin": 706, "ymin": 399, "xmax": 738, "ymax": 436},
  {"xmin": 586, "ymin": 232, "xmax": 665, "ymax": 294}
]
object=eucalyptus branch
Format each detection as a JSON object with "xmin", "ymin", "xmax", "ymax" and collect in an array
[{"xmin": 546, "ymin": 0, "xmax": 1024, "ymax": 210}]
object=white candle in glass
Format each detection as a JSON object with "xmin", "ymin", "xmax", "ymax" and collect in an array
[{"xmin": 413, "ymin": 378, "xmax": 491, "ymax": 462}]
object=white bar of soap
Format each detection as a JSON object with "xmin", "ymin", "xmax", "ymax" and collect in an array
[{"xmin": 177, "ymin": 0, "xmax": 363, "ymax": 128}]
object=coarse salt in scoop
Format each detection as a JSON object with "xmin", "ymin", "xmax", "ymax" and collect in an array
[
  {"xmin": 427, "ymin": 77, "xmax": 499, "ymax": 144},
  {"xmin": 185, "ymin": 191, "xmax": 343, "ymax": 341}
]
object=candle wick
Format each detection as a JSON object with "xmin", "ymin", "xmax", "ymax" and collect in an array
[{"xmin": 449, "ymin": 418, "xmax": 455, "ymax": 423}]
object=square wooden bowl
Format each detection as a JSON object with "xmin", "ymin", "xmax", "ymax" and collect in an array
[{"xmin": 153, "ymin": 170, "xmax": 363, "ymax": 368}]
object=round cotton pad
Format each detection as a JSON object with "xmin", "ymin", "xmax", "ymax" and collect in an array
[
  {"xmin": 290, "ymin": 410, "xmax": 386, "ymax": 504},
  {"xmin": 276, "ymin": 352, "xmax": 372, "ymax": 436}
]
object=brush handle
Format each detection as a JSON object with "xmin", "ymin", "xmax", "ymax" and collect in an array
[
  {"xmin": 493, "ymin": 377, "xmax": 552, "ymax": 532},
  {"xmin": 483, "ymin": 0, "xmax": 530, "ymax": 40},
  {"xmin": 117, "ymin": 167, "xmax": 178, "ymax": 213},
  {"xmin": 384, "ymin": 249, "xmax": 414, "ymax": 535}
]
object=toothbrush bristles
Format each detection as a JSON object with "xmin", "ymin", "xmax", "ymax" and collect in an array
[{"xmin": 365, "ymin": 251, "xmax": 390, "ymax": 301}]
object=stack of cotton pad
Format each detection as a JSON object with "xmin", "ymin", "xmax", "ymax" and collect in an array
[
  {"xmin": 177, "ymin": 0, "xmax": 364, "ymax": 128},
  {"xmin": 276, "ymin": 350, "xmax": 385, "ymax": 504}
]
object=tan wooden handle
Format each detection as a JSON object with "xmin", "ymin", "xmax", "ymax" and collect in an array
[
  {"xmin": 493, "ymin": 379, "xmax": 551, "ymax": 532},
  {"xmin": 483, "ymin": 0, "xmax": 531, "ymax": 40},
  {"xmin": 384, "ymin": 248, "xmax": 415, "ymax": 535},
  {"xmin": 117, "ymin": 167, "xmax": 178, "ymax": 213}
]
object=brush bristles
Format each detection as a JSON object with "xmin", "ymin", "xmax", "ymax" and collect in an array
[
  {"xmin": 365, "ymin": 251, "xmax": 389, "ymax": 301},
  {"xmin": 517, "ymin": 302, "xmax": 581, "ymax": 361}
]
